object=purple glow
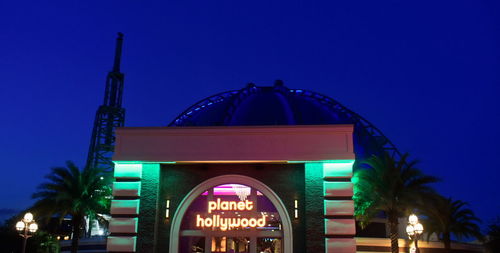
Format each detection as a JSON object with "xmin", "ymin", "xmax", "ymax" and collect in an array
[{"xmin": 201, "ymin": 184, "xmax": 262, "ymax": 196}]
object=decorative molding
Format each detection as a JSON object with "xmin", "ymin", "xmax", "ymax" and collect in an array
[
  {"xmin": 325, "ymin": 219, "xmax": 356, "ymax": 235},
  {"xmin": 114, "ymin": 125, "xmax": 355, "ymax": 162},
  {"xmin": 323, "ymin": 162, "xmax": 354, "ymax": 179},
  {"xmin": 107, "ymin": 236, "xmax": 137, "ymax": 252},
  {"xmin": 111, "ymin": 200, "xmax": 140, "ymax": 215},
  {"xmin": 322, "ymin": 161, "xmax": 355, "ymax": 253},
  {"xmin": 109, "ymin": 218, "xmax": 138, "ymax": 234},
  {"xmin": 108, "ymin": 164, "xmax": 143, "ymax": 252},
  {"xmin": 113, "ymin": 182, "xmax": 141, "ymax": 197},
  {"xmin": 114, "ymin": 164, "xmax": 142, "ymax": 180},
  {"xmin": 325, "ymin": 238, "xmax": 356, "ymax": 253},
  {"xmin": 323, "ymin": 182, "xmax": 353, "ymax": 197},
  {"xmin": 324, "ymin": 200, "xmax": 354, "ymax": 216}
]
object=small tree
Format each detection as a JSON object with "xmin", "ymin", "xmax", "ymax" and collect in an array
[
  {"xmin": 422, "ymin": 195, "xmax": 482, "ymax": 253},
  {"xmin": 32, "ymin": 231, "xmax": 60, "ymax": 253},
  {"xmin": 353, "ymin": 152, "xmax": 439, "ymax": 253},
  {"xmin": 32, "ymin": 161, "xmax": 111, "ymax": 253}
]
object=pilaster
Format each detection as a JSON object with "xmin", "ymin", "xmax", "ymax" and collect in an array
[
  {"xmin": 322, "ymin": 161, "xmax": 357, "ymax": 253},
  {"xmin": 136, "ymin": 163, "xmax": 160, "ymax": 252},
  {"xmin": 107, "ymin": 163, "xmax": 142, "ymax": 252}
]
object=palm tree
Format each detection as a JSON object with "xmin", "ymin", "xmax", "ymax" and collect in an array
[
  {"xmin": 422, "ymin": 195, "xmax": 482, "ymax": 253},
  {"xmin": 353, "ymin": 152, "xmax": 439, "ymax": 253},
  {"xmin": 485, "ymin": 218, "xmax": 500, "ymax": 253},
  {"xmin": 32, "ymin": 161, "xmax": 111, "ymax": 253}
]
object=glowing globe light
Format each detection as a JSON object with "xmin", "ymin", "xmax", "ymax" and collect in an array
[
  {"xmin": 15, "ymin": 221, "xmax": 25, "ymax": 231},
  {"xmin": 408, "ymin": 214, "xmax": 418, "ymax": 225},
  {"xmin": 15, "ymin": 212, "xmax": 38, "ymax": 253},
  {"xmin": 406, "ymin": 214, "xmax": 424, "ymax": 253},
  {"xmin": 23, "ymin": 212, "xmax": 33, "ymax": 223},
  {"xmin": 414, "ymin": 223, "xmax": 424, "ymax": 234},
  {"xmin": 406, "ymin": 224, "xmax": 415, "ymax": 236},
  {"xmin": 28, "ymin": 223, "xmax": 38, "ymax": 233}
]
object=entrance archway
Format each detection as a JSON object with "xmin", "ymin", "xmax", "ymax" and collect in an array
[{"xmin": 169, "ymin": 175, "xmax": 293, "ymax": 253}]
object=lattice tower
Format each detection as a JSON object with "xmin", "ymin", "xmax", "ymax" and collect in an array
[{"xmin": 86, "ymin": 33, "xmax": 125, "ymax": 171}]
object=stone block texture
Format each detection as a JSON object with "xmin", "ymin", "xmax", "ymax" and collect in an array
[
  {"xmin": 305, "ymin": 163, "xmax": 325, "ymax": 253},
  {"xmin": 136, "ymin": 163, "xmax": 160, "ymax": 253}
]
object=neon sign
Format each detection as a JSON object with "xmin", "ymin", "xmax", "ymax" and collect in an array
[
  {"xmin": 208, "ymin": 198, "xmax": 253, "ymax": 213},
  {"xmin": 196, "ymin": 198, "xmax": 266, "ymax": 231}
]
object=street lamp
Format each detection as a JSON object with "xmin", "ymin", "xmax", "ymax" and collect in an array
[
  {"xmin": 406, "ymin": 214, "xmax": 424, "ymax": 253},
  {"xmin": 15, "ymin": 212, "xmax": 38, "ymax": 253}
]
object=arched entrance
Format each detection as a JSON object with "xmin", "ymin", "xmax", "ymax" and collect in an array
[{"xmin": 169, "ymin": 175, "xmax": 293, "ymax": 253}]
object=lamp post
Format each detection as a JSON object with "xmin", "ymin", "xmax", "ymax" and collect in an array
[
  {"xmin": 406, "ymin": 214, "xmax": 424, "ymax": 253},
  {"xmin": 15, "ymin": 212, "xmax": 38, "ymax": 253}
]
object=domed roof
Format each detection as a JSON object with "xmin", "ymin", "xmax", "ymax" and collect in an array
[{"xmin": 169, "ymin": 81, "xmax": 400, "ymax": 161}]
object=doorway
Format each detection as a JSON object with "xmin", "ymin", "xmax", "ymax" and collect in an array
[{"xmin": 169, "ymin": 175, "xmax": 293, "ymax": 253}]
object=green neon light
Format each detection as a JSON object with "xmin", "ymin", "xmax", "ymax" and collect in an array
[
  {"xmin": 111, "ymin": 199, "xmax": 140, "ymax": 211},
  {"xmin": 114, "ymin": 164, "xmax": 142, "ymax": 179},
  {"xmin": 323, "ymin": 161, "xmax": 354, "ymax": 178},
  {"xmin": 304, "ymin": 163, "xmax": 323, "ymax": 179},
  {"xmin": 303, "ymin": 161, "xmax": 355, "ymax": 180},
  {"xmin": 351, "ymin": 176, "xmax": 359, "ymax": 184},
  {"xmin": 114, "ymin": 161, "xmax": 176, "ymax": 165}
]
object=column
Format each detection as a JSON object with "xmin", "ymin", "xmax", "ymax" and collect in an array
[
  {"xmin": 305, "ymin": 163, "xmax": 325, "ymax": 252},
  {"xmin": 136, "ymin": 163, "xmax": 160, "ymax": 252},
  {"xmin": 107, "ymin": 163, "xmax": 142, "ymax": 252},
  {"xmin": 323, "ymin": 161, "xmax": 356, "ymax": 253}
]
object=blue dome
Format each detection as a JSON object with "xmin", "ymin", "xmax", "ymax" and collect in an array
[{"xmin": 169, "ymin": 81, "xmax": 401, "ymax": 161}]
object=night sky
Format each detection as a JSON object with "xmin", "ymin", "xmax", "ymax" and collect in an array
[{"xmin": 1, "ymin": 1, "xmax": 499, "ymax": 232}]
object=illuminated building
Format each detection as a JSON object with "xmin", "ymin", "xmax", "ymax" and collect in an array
[{"xmin": 106, "ymin": 81, "xmax": 482, "ymax": 253}]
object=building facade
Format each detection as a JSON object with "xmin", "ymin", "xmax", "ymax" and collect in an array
[
  {"xmin": 107, "ymin": 125, "xmax": 356, "ymax": 253},
  {"xmin": 104, "ymin": 83, "xmax": 483, "ymax": 253}
]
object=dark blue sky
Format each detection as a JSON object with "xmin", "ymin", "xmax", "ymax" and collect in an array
[{"xmin": 1, "ymin": 0, "xmax": 499, "ymax": 231}]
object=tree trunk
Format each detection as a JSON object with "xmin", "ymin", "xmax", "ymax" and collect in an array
[
  {"xmin": 87, "ymin": 216, "xmax": 92, "ymax": 237},
  {"xmin": 388, "ymin": 214, "xmax": 400, "ymax": 253},
  {"xmin": 443, "ymin": 232, "xmax": 451, "ymax": 253},
  {"xmin": 71, "ymin": 215, "xmax": 82, "ymax": 253}
]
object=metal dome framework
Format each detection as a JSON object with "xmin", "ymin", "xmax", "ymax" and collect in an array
[{"xmin": 169, "ymin": 84, "xmax": 402, "ymax": 163}]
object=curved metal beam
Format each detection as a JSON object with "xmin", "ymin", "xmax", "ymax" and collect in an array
[
  {"xmin": 168, "ymin": 86, "xmax": 403, "ymax": 163},
  {"xmin": 290, "ymin": 89, "xmax": 403, "ymax": 162},
  {"xmin": 169, "ymin": 90, "xmax": 239, "ymax": 126}
]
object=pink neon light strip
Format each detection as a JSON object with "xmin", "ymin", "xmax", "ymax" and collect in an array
[{"xmin": 201, "ymin": 184, "xmax": 262, "ymax": 196}]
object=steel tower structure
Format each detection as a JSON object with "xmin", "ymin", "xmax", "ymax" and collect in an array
[{"xmin": 86, "ymin": 33, "xmax": 125, "ymax": 171}]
